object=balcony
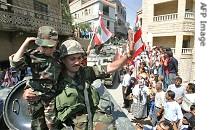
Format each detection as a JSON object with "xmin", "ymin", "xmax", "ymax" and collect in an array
[
  {"xmin": 149, "ymin": 12, "xmax": 195, "ymax": 34},
  {"xmin": 185, "ymin": 12, "xmax": 195, "ymax": 19},
  {"xmin": 0, "ymin": 8, "xmax": 72, "ymax": 35},
  {"xmin": 153, "ymin": 13, "xmax": 178, "ymax": 22},
  {"xmin": 171, "ymin": 48, "xmax": 193, "ymax": 55},
  {"xmin": 182, "ymin": 48, "xmax": 193, "ymax": 54},
  {"xmin": 153, "ymin": 12, "xmax": 194, "ymax": 22}
]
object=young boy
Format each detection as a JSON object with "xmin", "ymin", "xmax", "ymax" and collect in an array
[
  {"xmin": 158, "ymin": 90, "xmax": 183, "ymax": 127},
  {"xmin": 9, "ymin": 26, "xmax": 61, "ymax": 130}
]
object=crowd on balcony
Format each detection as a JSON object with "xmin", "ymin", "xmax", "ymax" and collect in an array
[{"xmin": 119, "ymin": 46, "xmax": 195, "ymax": 130}]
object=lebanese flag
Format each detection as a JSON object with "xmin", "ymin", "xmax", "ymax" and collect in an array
[
  {"xmin": 93, "ymin": 14, "xmax": 112, "ymax": 45},
  {"xmin": 132, "ymin": 28, "xmax": 146, "ymax": 58}
]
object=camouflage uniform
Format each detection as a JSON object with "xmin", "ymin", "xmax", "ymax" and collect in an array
[
  {"xmin": 9, "ymin": 26, "xmax": 61, "ymax": 130},
  {"xmin": 56, "ymin": 40, "xmax": 115, "ymax": 130}
]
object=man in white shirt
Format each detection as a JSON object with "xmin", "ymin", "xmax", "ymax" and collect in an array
[
  {"xmin": 149, "ymin": 81, "xmax": 166, "ymax": 126},
  {"xmin": 121, "ymin": 68, "xmax": 132, "ymax": 108},
  {"xmin": 167, "ymin": 77, "xmax": 185, "ymax": 104}
]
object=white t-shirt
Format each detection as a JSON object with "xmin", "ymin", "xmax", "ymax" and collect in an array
[
  {"xmin": 167, "ymin": 84, "xmax": 185, "ymax": 100},
  {"xmin": 181, "ymin": 93, "xmax": 195, "ymax": 111},
  {"xmin": 121, "ymin": 73, "xmax": 131, "ymax": 87},
  {"xmin": 163, "ymin": 101, "xmax": 183, "ymax": 122},
  {"xmin": 155, "ymin": 91, "xmax": 166, "ymax": 108}
]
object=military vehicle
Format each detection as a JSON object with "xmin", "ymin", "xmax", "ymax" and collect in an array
[
  {"xmin": 0, "ymin": 86, "xmax": 13, "ymax": 130},
  {"xmin": 1, "ymin": 79, "xmax": 135, "ymax": 130},
  {"xmin": 87, "ymin": 43, "xmax": 122, "ymax": 88}
]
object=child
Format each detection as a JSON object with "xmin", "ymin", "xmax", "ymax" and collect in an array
[
  {"xmin": 9, "ymin": 26, "xmax": 61, "ymax": 130},
  {"xmin": 158, "ymin": 90, "xmax": 183, "ymax": 127}
]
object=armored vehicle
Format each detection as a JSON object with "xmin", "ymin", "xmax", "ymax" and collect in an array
[
  {"xmin": 0, "ymin": 86, "xmax": 13, "ymax": 130},
  {"xmin": 87, "ymin": 44, "xmax": 122, "ymax": 88},
  {"xmin": 1, "ymin": 79, "xmax": 135, "ymax": 130}
]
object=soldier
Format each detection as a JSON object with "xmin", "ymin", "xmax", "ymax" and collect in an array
[
  {"xmin": 23, "ymin": 39, "xmax": 133, "ymax": 130},
  {"xmin": 9, "ymin": 26, "xmax": 62, "ymax": 130}
]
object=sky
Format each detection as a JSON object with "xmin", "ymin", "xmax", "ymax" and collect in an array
[{"xmin": 120, "ymin": 0, "xmax": 142, "ymax": 27}]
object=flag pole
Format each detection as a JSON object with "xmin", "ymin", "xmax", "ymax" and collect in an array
[{"xmin": 86, "ymin": 31, "xmax": 95, "ymax": 55}]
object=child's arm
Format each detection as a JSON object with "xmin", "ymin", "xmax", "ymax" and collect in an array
[{"xmin": 13, "ymin": 37, "xmax": 36, "ymax": 62}]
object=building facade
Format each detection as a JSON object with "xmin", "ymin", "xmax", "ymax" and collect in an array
[
  {"xmin": 70, "ymin": 0, "xmax": 115, "ymax": 33},
  {"xmin": 139, "ymin": 0, "xmax": 195, "ymax": 82},
  {"xmin": 110, "ymin": 0, "xmax": 127, "ymax": 38},
  {"xmin": 69, "ymin": 0, "xmax": 127, "ymax": 39},
  {"xmin": 0, "ymin": 0, "xmax": 72, "ymax": 67}
]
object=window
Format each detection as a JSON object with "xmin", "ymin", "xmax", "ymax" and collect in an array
[
  {"xmin": 107, "ymin": 20, "xmax": 110, "ymax": 30},
  {"xmin": 34, "ymin": 0, "xmax": 48, "ymax": 20},
  {"xmin": 182, "ymin": 40, "xmax": 190, "ymax": 48},
  {"xmin": 103, "ymin": 5, "xmax": 109, "ymax": 16},
  {"xmin": 84, "ymin": 9, "xmax": 88, "ymax": 15}
]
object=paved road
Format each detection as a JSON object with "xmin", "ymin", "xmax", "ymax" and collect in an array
[
  {"xmin": 106, "ymin": 80, "xmax": 135, "ymax": 122},
  {"xmin": 92, "ymin": 79, "xmax": 135, "ymax": 130}
]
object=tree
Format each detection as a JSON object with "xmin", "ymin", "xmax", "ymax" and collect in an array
[
  {"xmin": 61, "ymin": 0, "xmax": 73, "ymax": 27},
  {"xmin": 78, "ymin": 23, "xmax": 91, "ymax": 32}
]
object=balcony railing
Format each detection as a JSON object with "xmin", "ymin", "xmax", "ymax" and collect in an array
[
  {"xmin": 170, "ymin": 48, "xmax": 193, "ymax": 55},
  {"xmin": 153, "ymin": 12, "xmax": 195, "ymax": 22},
  {"xmin": 185, "ymin": 12, "xmax": 195, "ymax": 19},
  {"xmin": 153, "ymin": 13, "xmax": 178, "ymax": 22},
  {"xmin": 171, "ymin": 48, "xmax": 176, "ymax": 54},
  {"xmin": 182, "ymin": 48, "xmax": 193, "ymax": 54}
]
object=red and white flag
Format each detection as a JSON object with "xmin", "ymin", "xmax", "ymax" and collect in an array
[
  {"xmin": 87, "ymin": 13, "xmax": 112, "ymax": 54},
  {"xmin": 132, "ymin": 28, "xmax": 146, "ymax": 58},
  {"xmin": 92, "ymin": 13, "xmax": 112, "ymax": 45}
]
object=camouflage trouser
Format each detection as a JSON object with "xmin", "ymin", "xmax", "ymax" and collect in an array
[
  {"xmin": 29, "ymin": 99, "xmax": 58, "ymax": 130},
  {"xmin": 72, "ymin": 112, "xmax": 116, "ymax": 130}
]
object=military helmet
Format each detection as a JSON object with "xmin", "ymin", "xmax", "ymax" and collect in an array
[
  {"xmin": 35, "ymin": 26, "xmax": 58, "ymax": 47},
  {"xmin": 60, "ymin": 39, "xmax": 84, "ymax": 58}
]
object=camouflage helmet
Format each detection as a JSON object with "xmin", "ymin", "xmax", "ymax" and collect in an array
[
  {"xmin": 35, "ymin": 26, "xmax": 58, "ymax": 47},
  {"xmin": 60, "ymin": 39, "xmax": 84, "ymax": 58}
]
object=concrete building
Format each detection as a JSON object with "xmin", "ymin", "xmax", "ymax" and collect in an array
[
  {"xmin": 110, "ymin": 0, "xmax": 127, "ymax": 38},
  {"xmin": 0, "ymin": 0, "xmax": 72, "ymax": 68},
  {"xmin": 69, "ymin": 0, "xmax": 115, "ymax": 34},
  {"xmin": 69, "ymin": 0, "xmax": 127, "ymax": 39},
  {"xmin": 138, "ymin": 0, "xmax": 195, "ymax": 82}
]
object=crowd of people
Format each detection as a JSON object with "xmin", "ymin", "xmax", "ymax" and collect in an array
[{"xmin": 119, "ymin": 45, "xmax": 195, "ymax": 130}]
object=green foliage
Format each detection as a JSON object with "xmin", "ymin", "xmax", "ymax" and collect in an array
[
  {"xmin": 77, "ymin": 23, "xmax": 91, "ymax": 31},
  {"xmin": 61, "ymin": 0, "xmax": 72, "ymax": 25}
]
